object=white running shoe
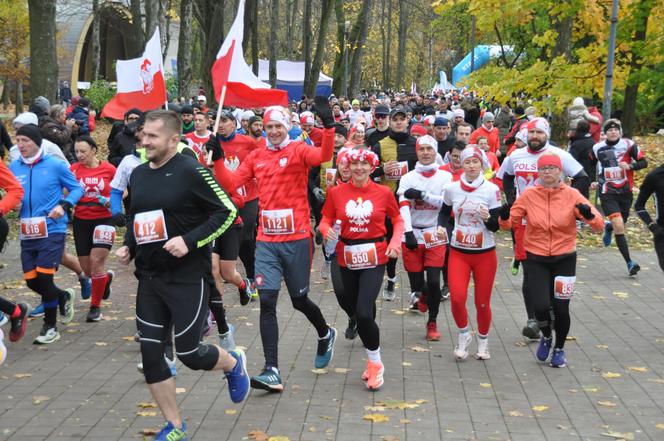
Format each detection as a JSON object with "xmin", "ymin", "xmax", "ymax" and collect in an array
[
  {"xmin": 0, "ymin": 329, "xmax": 6, "ymax": 365},
  {"xmin": 453, "ymin": 332, "xmax": 472, "ymax": 360},
  {"xmin": 476, "ymin": 336, "xmax": 490, "ymax": 360}
]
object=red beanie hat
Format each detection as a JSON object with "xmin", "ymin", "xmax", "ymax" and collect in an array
[
  {"xmin": 410, "ymin": 124, "xmax": 427, "ymax": 137},
  {"xmin": 537, "ymin": 153, "xmax": 562, "ymax": 170}
]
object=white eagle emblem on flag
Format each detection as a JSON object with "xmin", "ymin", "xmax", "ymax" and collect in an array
[{"xmin": 345, "ymin": 197, "xmax": 373, "ymax": 226}]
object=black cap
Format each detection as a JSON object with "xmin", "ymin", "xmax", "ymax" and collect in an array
[
  {"xmin": 124, "ymin": 108, "xmax": 143, "ymax": 119},
  {"xmin": 16, "ymin": 123, "xmax": 43, "ymax": 146},
  {"xmin": 334, "ymin": 122, "xmax": 348, "ymax": 138},
  {"xmin": 374, "ymin": 104, "xmax": 390, "ymax": 116},
  {"xmin": 219, "ymin": 109, "xmax": 236, "ymax": 121},
  {"xmin": 389, "ymin": 108, "xmax": 407, "ymax": 119},
  {"xmin": 180, "ymin": 105, "xmax": 194, "ymax": 115}
]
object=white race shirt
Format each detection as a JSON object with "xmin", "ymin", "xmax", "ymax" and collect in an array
[{"xmin": 110, "ymin": 153, "xmax": 141, "ymax": 191}]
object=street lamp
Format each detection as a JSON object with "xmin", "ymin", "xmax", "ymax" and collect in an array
[{"xmin": 343, "ymin": 20, "xmax": 350, "ymax": 99}]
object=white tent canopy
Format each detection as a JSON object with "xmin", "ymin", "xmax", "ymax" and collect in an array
[{"xmin": 257, "ymin": 59, "xmax": 333, "ymax": 86}]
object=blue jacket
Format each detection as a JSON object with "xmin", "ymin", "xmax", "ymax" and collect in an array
[
  {"xmin": 68, "ymin": 106, "xmax": 90, "ymax": 135},
  {"xmin": 9, "ymin": 153, "xmax": 84, "ymax": 235}
]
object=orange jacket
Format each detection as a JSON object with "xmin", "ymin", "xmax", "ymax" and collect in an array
[
  {"xmin": 509, "ymin": 183, "xmax": 603, "ymax": 256},
  {"xmin": 0, "ymin": 161, "xmax": 24, "ymax": 215}
]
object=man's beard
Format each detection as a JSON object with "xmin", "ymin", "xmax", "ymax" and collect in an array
[
  {"xmin": 250, "ymin": 129, "xmax": 262, "ymax": 138},
  {"xmin": 527, "ymin": 139, "xmax": 546, "ymax": 151}
]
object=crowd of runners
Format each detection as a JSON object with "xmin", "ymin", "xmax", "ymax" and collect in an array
[{"xmin": 0, "ymin": 90, "xmax": 661, "ymax": 441}]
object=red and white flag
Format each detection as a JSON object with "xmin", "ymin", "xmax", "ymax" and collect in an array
[
  {"xmin": 211, "ymin": 0, "xmax": 288, "ymax": 108},
  {"xmin": 101, "ymin": 29, "xmax": 167, "ymax": 120}
]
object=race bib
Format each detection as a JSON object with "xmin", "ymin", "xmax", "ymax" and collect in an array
[
  {"xmin": 422, "ymin": 227, "xmax": 447, "ymax": 249},
  {"xmin": 603, "ymin": 166, "xmax": 625, "ymax": 181},
  {"xmin": 343, "ymin": 243, "xmax": 378, "ymax": 270},
  {"xmin": 261, "ymin": 209, "xmax": 295, "ymax": 235},
  {"xmin": 133, "ymin": 209, "xmax": 168, "ymax": 245},
  {"xmin": 385, "ymin": 161, "xmax": 408, "ymax": 180},
  {"xmin": 325, "ymin": 168, "xmax": 337, "ymax": 186},
  {"xmin": 554, "ymin": 275, "xmax": 575, "ymax": 300},
  {"xmin": 93, "ymin": 225, "xmax": 116, "ymax": 246},
  {"xmin": 455, "ymin": 228, "xmax": 484, "ymax": 249},
  {"xmin": 20, "ymin": 217, "xmax": 48, "ymax": 240}
]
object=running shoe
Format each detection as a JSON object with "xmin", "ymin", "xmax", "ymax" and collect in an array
[
  {"xmin": 0, "ymin": 312, "xmax": 7, "ymax": 327},
  {"xmin": 29, "ymin": 303, "xmax": 45, "ymax": 318},
  {"xmin": 9, "ymin": 303, "xmax": 30, "ymax": 342},
  {"xmin": 33, "ymin": 325, "xmax": 60, "ymax": 345},
  {"xmin": 320, "ymin": 259, "xmax": 331, "ymax": 280},
  {"xmin": 166, "ymin": 356, "xmax": 178, "ymax": 377},
  {"xmin": 440, "ymin": 284, "xmax": 450, "ymax": 301},
  {"xmin": 238, "ymin": 278, "xmax": 252, "ymax": 306},
  {"xmin": 314, "ymin": 326, "xmax": 336, "ymax": 369},
  {"xmin": 219, "ymin": 324, "xmax": 236, "ymax": 352},
  {"xmin": 408, "ymin": 292, "xmax": 421, "ymax": 312},
  {"xmin": 476, "ymin": 337, "xmax": 490, "ymax": 360},
  {"xmin": 86, "ymin": 306, "xmax": 102, "ymax": 323},
  {"xmin": 154, "ymin": 421, "xmax": 188, "ymax": 441},
  {"xmin": 60, "ymin": 288, "xmax": 76, "ymax": 324},
  {"xmin": 521, "ymin": 319, "xmax": 540, "ymax": 340},
  {"xmin": 79, "ymin": 275, "xmax": 92, "ymax": 300},
  {"xmin": 510, "ymin": 258, "xmax": 520, "ymax": 276},
  {"xmin": 382, "ymin": 279, "xmax": 396, "ymax": 301},
  {"xmin": 344, "ymin": 317, "xmax": 358, "ymax": 340},
  {"xmin": 250, "ymin": 367, "xmax": 284, "ymax": 392},
  {"xmin": 536, "ymin": 336, "xmax": 553, "ymax": 362},
  {"xmin": 453, "ymin": 332, "xmax": 472, "ymax": 360},
  {"xmin": 602, "ymin": 222, "xmax": 613, "ymax": 247},
  {"xmin": 550, "ymin": 348, "xmax": 566, "ymax": 368},
  {"xmin": 627, "ymin": 260, "xmax": 640, "ymax": 276},
  {"xmin": 0, "ymin": 328, "xmax": 6, "ymax": 365},
  {"xmin": 426, "ymin": 322, "xmax": 440, "ymax": 341},
  {"xmin": 248, "ymin": 279, "xmax": 258, "ymax": 300},
  {"xmin": 364, "ymin": 360, "xmax": 385, "ymax": 391},
  {"xmin": 225, "ymin": 349, "xmax": 250, "ymax": 403},
  {"xmin": 314, "ymin": 227, "xmax": 324, "ymax": 246},
  {"xmin": 417, "ymin": 292, "xmax": 429, "ymax": 313},
  {"xmin": 102, "ymin": 270, "xmax": 114, "ymax": 300},
  {"xmin": 137, "ymin": 362, "xmax": 143, "ymax": 373}
]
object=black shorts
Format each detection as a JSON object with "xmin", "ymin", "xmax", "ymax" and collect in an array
[
  {"xmin": 212, "ymin": 225, "xmax": 242, "ymax": 260},
  {"xmin": 73, "ymin": 217, "xmax": 114, "ymax": 256},
  {"xmin": 239, "ymin": 198, "xmax": 258, "ymax": 242},
  {"xmin": 600, "ymin": 193, "xmax": 632, "ymax": 222}
]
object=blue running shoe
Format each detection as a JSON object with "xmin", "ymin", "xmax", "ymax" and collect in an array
[
  {"xmin": 225, "ymin": 349, "xmax": 250, "ymax": 403},
  {"xmin": 550, "ymin": 348, "xmax": 566, "ymax": 368},
  {"xmin": 154, "ymin": 421, "xmax": 187, "ymax": 441},
  {"xmin": 0, "ymin": 312, "xmax": 7, "ymax": 327},
  {"xmin": 602, "ymin": 222, "xmax": 613, "ymax": 247},
  {"xmin": 250, "ymin": 367, "xmax": 283, "ymax": 392},
  {"xmin": 29, "ymin": 303, "xmax": 45, "ymax": 318},
  {"xmin": 627, "ymin": 260, "xmax": 640, "ymax": 276},
  {"xmin": 165, "ymin": 355, "xmax": 177, "ymax": 377},
  {"xmin": 536, "ymin": 336, "xmax": 553, "ymax": 362},
  {"xmin": 314, "ymin": 326, "xmax": 337, "ymax": 369},
  {"xmin": 79, "ymin": 276, "xmax": 91, "ymax": 300}
]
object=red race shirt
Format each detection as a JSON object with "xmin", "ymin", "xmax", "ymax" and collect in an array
[
  {"xmin": 322, "ymin": 181, "xmax": 401, "ymax": 267},
  {"xmin": 221, "ymin": 134, "xmax": 259, "ymax": 201},
  {"xmin": 439, "ymin": 163, "xmax": 463, "ymax": 182},
  {"xmin": 185, "ymin": 130, "xmax": 212, "ymax": 166},
  {"xmin": 71, "ymin": 161, "xmax": 116, "ymax": 220}
]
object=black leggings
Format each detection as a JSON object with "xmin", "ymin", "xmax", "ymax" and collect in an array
[
  {"xmin": 238, "ymin": 198, "xmax": 258, "ymax": 279},
  {"xmin": 136, "ymin": 277, "xmax": 218, "ymax": 384},
  {"xmin": 407, "ymin": 267, "xmax": 442, "ymax": 322},
  {"xmin": 208, "ymin": 283, "xmax": 229, "ymax": 335},
  {"xmin": 523, "ymin": 253, "xmax": 576, "ymax": 349},
  {"xmin": 0, "ymin": 296, "xmax": 16, "ymax": 316},
  {"xmin": 27, "ymin": 273, "xmax": 70, "ymax": 327},
  {"xmin": 339, "ymin": 265, "xmax": 385, "ymax": 351}
]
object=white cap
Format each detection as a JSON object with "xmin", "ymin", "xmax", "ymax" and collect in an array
[
  {"xmin": 13, "ymin": 112, "xmax": 39, "ymax": 127},
  {"xmin": 197, "ymin": 95, "xmax": 207, "ymax": 101},
  {"xmin": 453, "ymin": 108, "xmax": 465, "ymax": 118},
  {"xmin": 241, "ymin": 110, "xmax": 255, "ymax": 121}
]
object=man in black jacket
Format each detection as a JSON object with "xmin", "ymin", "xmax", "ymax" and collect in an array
[{"xmin": 567, "ymin": 119, "xmax": 595, "ymax": 197}]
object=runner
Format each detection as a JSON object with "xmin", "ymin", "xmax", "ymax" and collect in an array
[
  {"xmin": 634, "ymin": 164, "xmax": 664, "ymax": 271},
  {"xmin": 591, "ymin": 118, "xmax": 647, "ymax": 275},
  {"xmin": 397, "ymin": 135, "xmax": 452, "ymax": 340},
  {"xmin": 70, "ymin": 135, "xmax": 116, "ymax": 322},
  {"xmin": 9, "ymin": 124, "xmax": 83, "ymax": 344},
  {"xmin": 213, "ymin": 99, "xmax": 337, "ymax": 392},
  {"xmin": 441, "ymin": 147, "xmax": 501, "ymax": 361},
  {"xmin": 497, "ymin": 117, "xmax": 589, "ymax": 340},
  {"xmin": 115, "ymin": 110, "xmax": 249, "ymax": 441},
  {"xmin": 319, "ymin": 148, "xmax": 403, "ymax": 390},
  {"xmin": 510, "ymin": 153, "xmax": 603, "ymax": 367},
  {"xmin": 184, "ymin": 112, "xmax": 212, "ymax": 165}
]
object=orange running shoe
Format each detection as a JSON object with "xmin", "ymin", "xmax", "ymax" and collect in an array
[
  {"xmin": 364, "ymin": 361, "xmax": 384, "ymax": 390},
  {"xmin": 417, "ymin": 292, "xmax": 428, "ymax": 313},
  {"xmin": 426, "ymin": 322, "xmax": 440, "ymax": 341}
]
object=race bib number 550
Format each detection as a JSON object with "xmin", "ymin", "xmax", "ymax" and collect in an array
[
  {"xmin": 133, "ymin": 209, "xmax": 168, "ymax": 245},
  {"xmin": 343, "ymin": 243, "xmax": 378, "ymax": 270}
]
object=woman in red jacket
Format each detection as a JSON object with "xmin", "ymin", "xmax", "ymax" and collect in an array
[
  {"xmin": 319, "ymin": 148, "xmax": 403, "ymax": 390},
  {"xmin": 510, "ymin": 153, "xmax": 603, "ymax": 368}
]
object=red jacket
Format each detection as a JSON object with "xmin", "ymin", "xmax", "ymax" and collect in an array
[{"xmin": 470, "ymin": 125, "xmax": 500, "ymax": 153}]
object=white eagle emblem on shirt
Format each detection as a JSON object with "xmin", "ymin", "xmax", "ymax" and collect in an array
[{"xmin": 345, "ymin": 197, "xmax": 373, "ymax": 226}]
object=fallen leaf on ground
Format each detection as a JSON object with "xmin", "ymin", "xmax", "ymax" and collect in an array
[
  {"xmin": 400, "ymin": 419, "xmax": 411, "ymax": 424},
  {"xmin": 566, "ymin": 336, "xmax": 577, "ymax": 341},
  {"xmin": 592, "ymin": 295, "xmax": 606, "ymax": 300},
  {"xmin": 381, "ymin": 436, "xmax": 400, "ymax": 441},
  {"xmin": 122, "ymin": 336, "xmax": 135, "ymax": 341},
  {"xmin": 364, "ymin": 405, "xmax": 387, "ymax": 411},
  {"xmin": 602, "ymin": 372, "xmax": 622, "ymax": 379},
  {"xmin": 613, "ymin": 292, "xmax": 629, "ymax": 299},
  {"xmin": 390, "ymin": 309, "xmax": 406, "ymax": 315},
  {"xmin": 104, "ymin": 316, "xmax": 118, "ymax": 321},
  {"xmin": 600, "ymin": 431, "xmax": 634, "ymax": 440},
  {"xmin": 311, "ymin": 368, "xmax": 327, "ymax": 374},
  {"xmin": 175, "ymin": 388, "xmax": 186, "ymax": 394},
  {"xmin": 402, "ymin": 362, "xmax": 412, "ymax": 367},
  {"xmin": 514, "ymin": 340, "xmax": 527, "ymax": 347},
  {"xmin": 626, "ymin": 366, "xmax": 648, "ymax": 373},
  {"xmin": 375, "ymin": 400, "xmax": 421, "ymax": 410},
  {"xmin": 32, "ymin": 395, "xmax": 50, "ymax": 405},
  {"xmin": 409, "ymin": 346, "xmax": 430, "ymax": 352},
  {"xmin": 13, "ymin": 373, "xmax": 31, "ymax": 379},
  {"xmin": 583, "ymin": 387, "xmax": 600, "ymax": 392},
  {"xmin": 94, "ymin": 342, "xmax": 108, "ymax": 346},
  {"xmin": 655, "ymin": 423, "xmax": 664, "ymax": 429},
  {"xmin": 137, "ymin": 402, "xmax": 157, "ymax": 408},
  {"xmin": 508, "ymin": 411, "xmax": 524, "ymax": 417},
  {"xmin": 532, "ymin": 405, "xmax": 549, "ymax": 412},
  {"xmin": 319, "ymin": 415, "xmax": 333, "ymax": 420},
  {"xmin": 363, "ymin": 414, "xmax": 390, "ymax": 423},
  {"xmin": 595, "ymin": 344, "xmax": 609, "ymax": 349},
  {"xmin": 480, "ymin": 383, "xmax": 491, "ymax": 388},
  {"xmin": 323, "ymin": 289, "xmax": 333, "ymax": 293},
  {"xmin": 334, "ymin": 367, "xmax": 350, "ymax": 374},
  {"xmin": 268, "ymin": 436, "xmax": 290, "ymax": 441},
  {"xmin": 598, "ymin": 401, "xmax": 617, "ymax": 407},
  {"xmin": 136, "ymin": 411, "xmax": 157, "ymax": 417},
  {"xmin": 140, "ymin": 428, "xmax": 160, "ymax": 436},
  {"xmin": 248, "ymin": 430, "xmax": 270, "ymax": 441},
  {"xmin": 225, "ymin": 409, "xmax": 237, "ymax": 415},
  {"xmin": 647, "ymin": 378, "xmax": 664, "ymax": 384}
]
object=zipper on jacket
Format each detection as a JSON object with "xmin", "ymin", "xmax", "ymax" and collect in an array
[
  {"xmin": 28, "ymin": 164, "xmax": 33, "ymax": 217},
  {"xmin": 547, "ymin": 190, "xmax": 551, "ymax": 255}
]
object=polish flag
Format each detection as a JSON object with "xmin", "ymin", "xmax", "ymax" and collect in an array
[
  {"xmin": 101, "ymin": 29, "xmax": 167, "ymax": 120},
  {"xmin": 211, "ymin": 0, "xmax": 288, "ymax": 108}
]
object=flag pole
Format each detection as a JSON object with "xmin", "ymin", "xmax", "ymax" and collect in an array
[{"xmin": 207, "ymin": 85, "xmax": 228, "ymax": 165}]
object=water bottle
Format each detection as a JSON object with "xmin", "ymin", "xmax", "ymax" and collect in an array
[
  {"xmin": 97, "ymin": 195, "xmax": 109, "ymax": 206},
  {"xmin": 324, "ymin": 220, "xmax": 342, "ymax": 256}
]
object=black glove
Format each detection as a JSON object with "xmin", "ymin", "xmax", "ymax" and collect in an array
[
  {"xmin": 648, "ymin": 223, "xmax": 664, "ymax": 238},
  {"xmin": 575, "ymin": 203, "xmax": 594, "ymax": 220},
  {"xmin": 205, "ymin": 136, "xmax": 224, "ymax": 161},
  {"xmin": 314, "ymin": 96, "xmax": 335, "ymax": 128},
  {"xmin": 404, "ymin": 231, "xmax": 418, "ymax": 250},
  {"xmin": 403, "ymin": 188, "xmax": 423, "ymax": 200},
  {"xmin": 112, "ymin": 213, "xmax": 126, "ymax": 227},
  {"xmin": 312, "ymin": 187, "xmax": 325, "ymax": 204},
  {"xmin": 499, "ymin": 203, "xmax": 511, "ymax": 221}
]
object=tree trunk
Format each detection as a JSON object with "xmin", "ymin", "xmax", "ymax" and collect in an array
[
  {"xmin": 28, "ymin": 0, "xmax": 58, "ymax": 103},
  {"xmin": 2, "ymin": 80, "xmax": 11, "ymax": 110},
  {"xmin": 251, "ymin": 0, "xmax": 259, "ymax": 74},
  {"xmin": 331, "ymin": 0, "xmax": 345, "ymax": 96},
  {"xmin": 16, "ymin": 79, "xmax": 23, "ymax": 115},
  {"xmin": 177, "ymin": 0, "xmax": 193, "ymax": 99},
  {"xmin": 551, "ymin": 3, "xmax": 573, "ymax": 62},
  {"xmin": 394, "ymin": 0, "xmax": 408, "ymax": 91},
  {"xmin": 385, "ymin": 0, "xmax": 393, "ymax": 90},
  {"xmin": 622, "ymin": 0, "xmax": 653, "ymax": 136},
  {"xmin": 286, "ymin": 0, "xmax": 298, "ymax": 59},
  {"xmin": 348, "ymin": 0, "xmax": 372, "ymax": 96},
  {"xmin": 193, "ymin": 0, "xmax": 225, "ymax": 104},
  {"xmin": 269, "ymin": 0, "xmax": 279, "ymax": 88},
  {"xmin": 301, "ymin": 0, "xmax": 312, "ymax": 94},
  {"xmin": 160, "ymin": 0, "xmax": 171, "ymax": 61},
  {"xmin": 144, "ymin": 0, "xmax": 159, "ymax": 41},
  {"xmin": 305, "ymin": 0, "xmax": 334, "ymax": 97},
  {"xmin": 129, "ymin": 0, "xmax": 145, "ymax": 56},
  {"xmin": 91, "ymin": 0, "xmax": 101, "ymax": 81},
  {"xmin": 243, "ymin": 0, "xmax": 252, "ymax": 54}
]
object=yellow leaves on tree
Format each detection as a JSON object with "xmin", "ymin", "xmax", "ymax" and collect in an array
[{"xmin": 0, "ymin": 0, "xmax": 29, "ymax": 81}]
